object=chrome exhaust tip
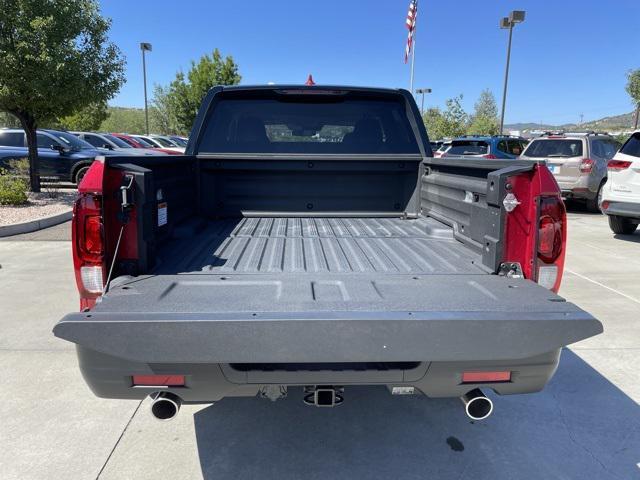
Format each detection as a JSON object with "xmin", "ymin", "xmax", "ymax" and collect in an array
[
  {"xmin": 461, "ymin": 388, "xmax": 493, "ymax": 421},
  {"xmin": 150, "ymin": 392, "xmax": 181, "ymax": 421}
]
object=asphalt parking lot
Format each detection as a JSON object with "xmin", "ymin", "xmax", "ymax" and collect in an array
[{"xmin": 1, "ymin": 208, "xmax": 639, "ymax": 480}]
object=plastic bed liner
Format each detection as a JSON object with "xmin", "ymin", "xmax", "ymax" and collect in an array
[{"xmin": 54, "ymin": 217, "xmax": 601, "ymax": 364}]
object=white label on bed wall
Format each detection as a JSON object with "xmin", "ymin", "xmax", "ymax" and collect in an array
[{"xmin": 157, "ymin": 202, "xmax": 168, "ymax": 227}]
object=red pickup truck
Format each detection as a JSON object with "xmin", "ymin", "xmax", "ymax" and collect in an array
[{"xmin": 54, "ymin": 85, "xmax": 601, "ymax": 422}]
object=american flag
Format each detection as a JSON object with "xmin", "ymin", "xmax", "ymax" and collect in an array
[{"xmin": 404, "ymin": 0, "xmax": 418, "ymax": 64}]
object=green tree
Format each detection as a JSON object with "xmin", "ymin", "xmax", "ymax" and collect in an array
[
  {"xmin": 58, "ymin": 101, "xmax": 110, "ymax": 131},
  {"xmin": 422, "ymin": 96, "xmax": 468, "ymax": 140},
  {"xmin": 166, "ymin": 49, "xmax": 241, "ymax": 133},
  {"xmin": 0, "ymin": 0, "xmax": 125, "ymax": 191},
  {"xmin": 422, "ymin": 107, "xmax": 448, "ymax": 140},
  {"xmin": 467, "ymin": 89, "xmax": 499, "ymax": 135},
  {"xmin": 99, "ymin": 107, "xmax": 146, "ymax": 134},
  {"xmin": 626, "ymin": 69, "xmax": 640, "ymax": 129},
  {"xmin": 0, "ymin": 111, "xmax": 21, "ymax": 128},
  {"xmin": 150, "ymin": 84, "xmax": 180, "ymax": 135}
]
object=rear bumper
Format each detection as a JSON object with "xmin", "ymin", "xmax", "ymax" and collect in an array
[
  {"xmin": 602, "ymin": 200, "xmax": 640, "ymax": 219},
  {"xmin": 75, "ymin": 346, "xmax": 564, "ymax": 401}
]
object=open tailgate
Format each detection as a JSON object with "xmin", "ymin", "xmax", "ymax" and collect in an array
[{"xmin": 53, "ymin": 274, "xmax": 602, "ymax": 364}]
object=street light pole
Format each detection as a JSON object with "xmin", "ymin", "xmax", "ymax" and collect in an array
[
  {"xmin": 140, "ymin": 42, "xmax": 152, "ymax": 135},
  {"xmin": 499, "ymin": 11, "xmax": 525, "ymax": 135},
  {"xmin": 415, "ymin": 88, "xmax": 432, "ymax": 116}
]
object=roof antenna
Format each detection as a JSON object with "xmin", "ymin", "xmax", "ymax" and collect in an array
[{"xmin": 305, "ymin": 74, "xmax": 315, "ymax": 86}]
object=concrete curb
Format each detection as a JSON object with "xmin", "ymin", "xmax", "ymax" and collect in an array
[{"xmin": 0, "ymin": 210, "xmax": 72, "ymax": 237}]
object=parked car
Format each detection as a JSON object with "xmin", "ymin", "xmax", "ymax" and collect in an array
[
  {"xmin": 134, "ymin": 135, "xmax": 184, "ymax": 153},
  {"xmin": 434, "ymin": 140, "xmax": 451, "ymax": 158},
  {"xmin": 168, "ymin": 135, "xmax": 188, "ymax": 147},
  {"xmin": 600, "ymin": 130, "xmax": 640, "ymax": 234},
  {"xmin": 0, "ymin": 128, "xmax": 134, "ymax": 184},
  {"xmin": 53, "ymin": 84, "xmax": 601, "ymax": 422},
  {"xmin": 110, "ymin": 133, "xmax": 181, "ymax": 155},
  {"xmin": 70, "ymin": 132, "xmax": 163, "ymax": 156},
  {"xmin": 520, "ymin": 132, "xmax": 619, "ymax": 212},
  {"xmin": 151, "ymin": 135, "xmax": 186, "ymax": 153},
  {"xmin": 443, "ymin": 135, "xmax": 528, "ymax": 159}
]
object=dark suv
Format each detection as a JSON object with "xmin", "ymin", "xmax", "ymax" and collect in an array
[
  {"xmin": 444, "ymin": 135, "xmax": 528, "ymax": 159},
  {"xmin": 0, "ymin": 128, "xmax": 131, "ymax": 184}
]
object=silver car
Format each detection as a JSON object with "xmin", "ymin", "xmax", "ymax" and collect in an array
[{"xmin": 520, "ymin": 132, "xmax": 619, "ymax": 211}]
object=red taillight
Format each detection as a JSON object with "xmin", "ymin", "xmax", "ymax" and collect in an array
[
  {"xmin": 579, "ymin": 158, "xmax": 594, "ymax": 173},
  {"xmin": 73, "ymin": 194, "xmax": 105, "ymax": 301},
  {"xmin": 83, "ymin": 215, "xmax": 104, "ymax": 256},
  {"xmin": 482, "ymin": 154, "xmax": 498, "ymax": 159},
  {"xmin": 502, "ymin": 164, "xmax": 566, "ymax": 293},
  {"xmin": 536, "ymin": 196, "xmax": 566, "ymax": 292},
  {"xmin": 462, "ymin": 371, "xmax": 511, "ymax": 383},
  {"xmin": 132, "ymin": 375, "xmax": 185, "ymax": 387},
  {"xmin": 538, "ymin": 197, "xmax": 564, "ymax": 264},
  {"xmin": 607, "ymin": 160, "xmax": 632, "ymax": 171}
]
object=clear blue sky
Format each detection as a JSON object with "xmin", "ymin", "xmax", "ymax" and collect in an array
[{"xmin": 102, "ymin": 0, "xmax": 640, "ymax": 125}]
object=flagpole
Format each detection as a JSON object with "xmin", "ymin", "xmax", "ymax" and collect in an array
[{"xmin": 409, "ymin": 23, "xmax": 416, "ymax": 93}]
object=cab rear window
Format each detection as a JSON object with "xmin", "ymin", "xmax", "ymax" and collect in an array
[
  {"xmin": 198, "ymin": 96, "xmax": 420, "ymax": 154},
  {"xmin": 523, "ymin": 139, "xmax": 583, "ymax": 158},
  {"xmin": 447, "ymin": 141, "xmax": 488, "ymax": 155},
  {"xmin": 620, "ymin": 133, "xmax": 640, "ymax": 158}
]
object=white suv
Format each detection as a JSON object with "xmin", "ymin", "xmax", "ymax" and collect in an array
[{"xmin": 600, "ymin": 131, "xmax": 640, "ymax": 234}]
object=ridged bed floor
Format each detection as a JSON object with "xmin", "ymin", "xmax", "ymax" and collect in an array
[{"xmin": 153, "ymin": 217, "xmax": 484, "ymax": 275}]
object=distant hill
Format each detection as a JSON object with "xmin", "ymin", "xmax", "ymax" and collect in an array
[{"xmin": 506, "ymin": 111, "xmax": 637, "ymax": 133}]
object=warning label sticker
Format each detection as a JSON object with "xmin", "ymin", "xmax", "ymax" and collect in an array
[{"xmin": 158, "ymin": 202, "xmax": 168, "ymax": 227}]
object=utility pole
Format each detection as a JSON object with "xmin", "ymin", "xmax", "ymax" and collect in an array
[
  {"xmin": 140, "ymin": 42, "xmax": 152, "ymax": 135},
  {"xmin": 580, "ymin": 113, "xmax": 584, "ymax": 125},
  {"xmin": 415, "ymin": 88, "xmax": 432, "ymax": 115},
  {"xmin": 634, "ymin": 104, "xmax": 640, "ymax": 130},
  {"xmin": 499, "ymin": 11, "xmax": 526, "ymax": 135}
]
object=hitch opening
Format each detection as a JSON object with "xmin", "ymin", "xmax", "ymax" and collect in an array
[{"xmin": 303, "ymin": 386, "xmax": 344, "ymax": 407}]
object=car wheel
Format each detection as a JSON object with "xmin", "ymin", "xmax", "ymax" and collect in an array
[
  {"xmin": 74, "ymin": 166, "xmax": 90, "ymax": 185},
  {"xmin": 586, "ymin": 182, "xmax": 605, "ymax": 213},
  {"xmin": 608, "ymin": 215, "xmax": 638, "ymax": 235}
]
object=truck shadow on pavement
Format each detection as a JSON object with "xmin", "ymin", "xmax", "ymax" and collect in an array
[{"xmin": 193, "ymin": 349, "xmax": 639, "ymax": 480}]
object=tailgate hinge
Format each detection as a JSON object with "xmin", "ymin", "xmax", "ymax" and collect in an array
[{"xmin": 498, "ymin": 262, "xmax": 524, "ymax": 279}]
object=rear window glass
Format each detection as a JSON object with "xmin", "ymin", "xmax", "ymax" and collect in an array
[
  {"xmin": 198, "ymin": 97, "xmax": 420, "ymax": 154},
  {"xmin": 104, "ymin": 134, "xmax": 131, "ymax": 148},
  {"xmin": 620, "ymin": 133, "xmax": 640, "ymax": 158},
  {"xmin": 523, "ymin": 139, "xmax": 583, "ymax": 158},
  {"xmin": 447, "ymin": 141, "xmax": 488, "ymax": 155}
]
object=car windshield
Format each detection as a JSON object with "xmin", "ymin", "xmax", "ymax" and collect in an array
[
  {"xmin": 47, "ymin": 131, "xmax": 94, "ymax": 151},
  {"xmin": 103, "ymin": 134, "xmax": 132, "ymax": 148},
  {"xmin": 620, "ymin": 133, "xmax": 640, "ymax": 158},
  {"xmin": 171, "ymin": 137, "xmax": 188, "ymax": 146},
  {"xmin": 523, "ymin": 139, "xmax": 583, "ymax": 158},
  {"xmin": 134, "ymin": 137, "xmax": 155, "ymax": 147},
  {"xmin": 152, "ymin": 137, "xmax": 176, "ymax": 147},
  {"xmin": 447, "ymin": 140, "xmax": 489, "ymax": 155}
]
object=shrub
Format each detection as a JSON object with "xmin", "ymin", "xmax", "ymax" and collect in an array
[{"xmin": 0, "ymin": 158, "xmax": 29, "ymax": 205}]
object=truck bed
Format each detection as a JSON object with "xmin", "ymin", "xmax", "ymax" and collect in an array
[{"xmin": 152, "ymin": 216, "xmax": 484, "ymax": 275}]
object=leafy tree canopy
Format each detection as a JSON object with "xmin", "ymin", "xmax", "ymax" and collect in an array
[
  {"xmin": 163, "ymin": 49, "xmax": 241, "ymax": 133},
  {"xmin": 0, "ymin": 0, "xmax": 125, "ymax": 190}
]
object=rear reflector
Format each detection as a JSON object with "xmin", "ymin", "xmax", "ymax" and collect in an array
[
  {"xmin": 462, "ymin": 371, "xmax": 511, "ymax": 383},
  {"xmin": 80, "ymin": 266, "xmax": 104, "ymax": 294},
  {"xmin": 132, "ymin": 375, "xmax": 185, "ymax": 387},
  {"xmin": 537, "ymin": 265, "xmax": 559, "ymax": 290},
  {"xmin": 601, "ymin": 201, "xmax": 610, "ymax": 210}
]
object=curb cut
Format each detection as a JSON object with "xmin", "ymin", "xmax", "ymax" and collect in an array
[{"xmin": 0, "ymin": 210, "xmax": 72, "ymax": 237}]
